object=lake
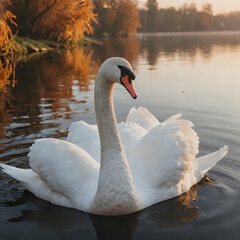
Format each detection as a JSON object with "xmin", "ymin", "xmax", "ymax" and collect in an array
[{"xmin": 0, "ymin": 32, "xmax": 240, "ymax": 240}]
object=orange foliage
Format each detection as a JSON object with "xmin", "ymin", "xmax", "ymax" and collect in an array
[
  {"xmin": 0, "ymin": 1, "xmax": 16, "ymax": 138},
  {"xmin": 33, "ymin": 0, "xmax": 98, "ymax": 42},
  {"xmin": 121, "ymin": 0, "xmax": 141, "ymax": 34},
  {"xmin": 7, "ymin": 0, "xmax": 97, "ymax": 42},
  {"xmin": 94, "ymin": 0, "xmax": 140, "ymax": 36},
  {"xmin": 0, "ymin": 0, "xmax": 16, "ymax": 52}
]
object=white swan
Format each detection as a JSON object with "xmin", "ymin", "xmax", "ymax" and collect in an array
[{"xmin": 0, "ymin": 57, "xmax": 228, "ymax": 216}]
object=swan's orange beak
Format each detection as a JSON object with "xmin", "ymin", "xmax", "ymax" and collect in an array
[{"xmin": 120, "ymin": 75, "xmax": 137, "ymax": 99}]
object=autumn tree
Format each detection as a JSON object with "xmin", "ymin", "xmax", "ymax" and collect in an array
[
  {"xmin": 121, "ymin": 0, "xmax": 141, "ymax": 34},
  {"xmin": 0, "ymin": 0, "xmax": 16, "ymax": 53},
  {"xmin": 197, "ymin": 4, "xmax": 213, "ymax": 30},
  {"xmin": 0, "ymin": 1, "xmax": 16, "ymax": 132},
  {"xmin": 6, "ymin": 0, "xmax": 97, "ymax": 42},
  {"xmin": 93, "ymin": 0, "xmax": 141, "ymax": 36}
]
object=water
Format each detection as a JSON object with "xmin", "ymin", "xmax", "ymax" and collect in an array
[{"xmin": 1, "ymin": 32, "xmax": 240, "ymax": 239}]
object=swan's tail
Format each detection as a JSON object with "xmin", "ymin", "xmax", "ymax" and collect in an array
[
  {"xmin": 196, "ymin": 145, "xmax": 228, "ymax": 175},
  {"xmin": 0, "ymin": 163, "xmax": 37, "ymax": 183},
  {"xmin": 0, "ymin": 163, "xmax": 73, "ymax": 208}
]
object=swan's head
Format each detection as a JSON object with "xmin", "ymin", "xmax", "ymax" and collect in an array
[{"xmin": 99, "ymin": 57, "xmax": 137, "ymax": 99}]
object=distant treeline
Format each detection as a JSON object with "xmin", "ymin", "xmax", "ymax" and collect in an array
[
  {"xmin": 92, "ymin": 0, "xmax": 240, "ymax": 35},
  {"xmin": 139, "ymin": 0, "xmax": 240, "ymax": 32},
  {"xmin": 1, "ymin": 0, "xmax": 240, "ymax": 51}
]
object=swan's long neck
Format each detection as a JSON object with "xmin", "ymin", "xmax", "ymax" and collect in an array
[
  {"xmin": 92, "ymin": 71, "xmax": 140, "ymax": 215},
  {"xmin": 94, "ymin": 74, "xmax": 122, "ymax": 159}
]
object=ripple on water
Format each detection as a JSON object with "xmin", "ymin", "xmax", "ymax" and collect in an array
[{"xmin": 1, "ymin": 33, "xmax": 240, "ymax": 239}]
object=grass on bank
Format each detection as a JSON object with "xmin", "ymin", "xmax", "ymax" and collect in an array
[{"xmin": 1, "ymin": 36, "xmax": 102, "ymax": 55}]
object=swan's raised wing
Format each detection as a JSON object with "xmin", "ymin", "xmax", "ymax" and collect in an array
[
  {"xmin": 28, "ymin": 138, "xmax": 99, "ymax": 211},
  {"xmin": 66, "ymin": 109, "xmax": 179, "ymax": 167},
  {"xmin": 67, "ymin": 121, "xmax": 100, "ymax": 162},
  {"xmin": 118, "ymin": 122, "xmax": 147, "ymax": 157},
  {"xmin": 67, "ymin": 120, "xmax": 147, "ymax": 162},
  {"xmin": 126, "ymin": 107, "xmax": 159, "ymax": 131},
  {"xmin": 129, "ymin": 116, "xmax": 200, "ymax": 208},
  {"xmin": 66, "ymin": 108, "xmax": 153, "ymax": 161}
]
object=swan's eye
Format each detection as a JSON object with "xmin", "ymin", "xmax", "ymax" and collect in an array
[{"xmin": 117, "ymin": 65, "xmax": 135, "ymax": 80}]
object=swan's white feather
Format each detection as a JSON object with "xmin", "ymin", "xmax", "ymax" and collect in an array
[
  {"xmin": 66, "ymin": 107, "xmax": 155, "ymax": 162},
  {"xmin": 0, "ymin": 163, "xmax": 72, "ymax": 207},
  {"xmin": 128, "ymin": 115, "xmax": 200, "ymax": 207},
  {"xmin": 67, "ymin": 121, "xmax": 100, "ymax": 162},
  {"xmin": 126, "ymin": 107, "xmax": 159, "ymax": 130},
  {"xmin": 164, "ymin": 113, "xmax": 183, "ymax": 124},
  {"xmin": 67, "ymin": 119, "xmax": 147, "ymax": 162},
  {"xmin": 196, "ymin": 145, "xmax": 228, "ymax": 175},
  {"xmin": 28, "ymin": 138, "xmax": 99, "ymax": 211}
]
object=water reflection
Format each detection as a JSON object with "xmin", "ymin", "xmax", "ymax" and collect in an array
[
  {"xmin": 3, "ymin": 178, "xmax": 208, "ymax": 239},
  {"xmin": 0, "ymin": 48, "xmax": 99, "ymax": 166},
  {"xmin": 141, "ymin": 181, "xmax": 201, "ymax": 227},
  {"xmin": 94, "ymin": 37, "xmax": 141, "ymax": 67},
  {"xmin": 1, "ymin": 32, "xmax": 240, "ymax": 138},
  {"xmin": 1, "ymin": 32, "xmax": 240, "ymax": 239},
  {"xmin": 0, "ymin": 54, "xmax": 16, "ymax": 139},
  {"xmin": 1, "ymin": 47, "xmax": 98, "ymax": 122},
  {"xmin": 139, "ymin": 32, "xmax": 240, "ymax": 66}
]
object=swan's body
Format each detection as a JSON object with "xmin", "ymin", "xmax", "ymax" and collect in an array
[{"xmin": 0, "ymin": 57, "xmax": 228, "ymax": 215}]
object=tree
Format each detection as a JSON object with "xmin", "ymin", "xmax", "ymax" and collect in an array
[
  {"xmin": 0, "ymin": 0, "xmax": 16, "ymax": 52},
  {"xmin": 146, "ymin": 0, "xmax": 158, "ymax": 31},
  {"xmin": 179, "ymin": 3, "xmax": 198, "ymax": 31},
  {"xmin": 92, "ymin": 0, "xmax": 106, "ymax": 35},
  {"xmin": 6, "ymin": 0, "xmax": 97, "ymax": 42},
  {"xmin": 219, "ymin": 11, "xmax": 240, "ymax": 30},
  {"xmin": 202, "ymin": 3, "xmax": 213, "ymax": 15},
  {"xmin": 93, "ymin": 0, "xmax": 141, "ymax": 36}
]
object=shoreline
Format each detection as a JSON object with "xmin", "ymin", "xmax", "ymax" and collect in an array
[{"xmin": 1, "ymin": 36, "xmax": 102, "ymax": 56}]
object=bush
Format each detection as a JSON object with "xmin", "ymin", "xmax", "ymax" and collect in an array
[
  {"xmin": 0, "ymin": 0, "xmax": 16, "ymax": 53},
  {"xmin": 7, "ymin": 0, "xmax": 97, "ymax": 42}
]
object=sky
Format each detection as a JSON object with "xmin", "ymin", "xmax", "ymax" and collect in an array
[{"xmin": 138, "ymin": 0, "xmax": 240, "ymax": 14}]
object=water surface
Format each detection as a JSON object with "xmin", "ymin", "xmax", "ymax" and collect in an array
[{"xmin": 1, "ymin": 32, "xmax": 240, "ymax": 240}]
